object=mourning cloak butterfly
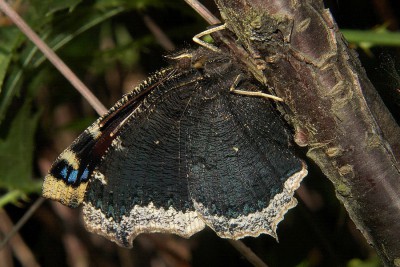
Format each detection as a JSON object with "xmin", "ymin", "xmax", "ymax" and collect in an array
[{"xmin": 42, "ymin": 47, "xmax": 307, "ymax": 247}]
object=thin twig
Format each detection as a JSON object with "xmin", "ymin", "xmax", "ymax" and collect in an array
[
  {"xmin": 184, "ymin": 0, "xmax": 221, "ymax": 25},
  {"xmin": 0, "ymin": 239, "xmax": 12, "ymax": 267},
  {"xmin": 0, "ymin": 209, "xmax": 40, "ymax": 267},
  {"xmin": 0, "ymin": 0, "xmax": 107, "ymax": 116},
  {"xmin": 228, "ymin": 240, "xmax": 269, "ymax": 267},
  {"xmin": 0, "ymin": 198, "xmax": 45, "ymax": 250},
  {"xmin": 143, "ymin": 15, "xmax": 175, "ymax": 51}
]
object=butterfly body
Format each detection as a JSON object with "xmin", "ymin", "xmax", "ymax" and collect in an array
[{"xmin": 43, "ymin": 48, "xmax": 307, "ymax": 247}]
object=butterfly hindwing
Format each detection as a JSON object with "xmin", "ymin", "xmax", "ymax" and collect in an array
[{"xmin": 183, "ymin": 77, "xmax": 306, "ymax": 239}]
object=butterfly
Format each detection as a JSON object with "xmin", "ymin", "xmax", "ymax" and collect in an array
[{"xmin": 42, "ymin": 46, "xmax": 307, "ymax": 247}]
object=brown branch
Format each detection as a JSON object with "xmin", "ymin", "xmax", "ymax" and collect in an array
[
  {"xmin": 0, "ymin": 198, "xmax": 45, "ymax": 249},
  {"xmin": 228, "ymin": 240, "xmax": 269, "ymax": 267},
  {"xmin": 143, "ymin": 15, "xmax": 175, "ymax": 51},
  {"xmin": 214, "ymin": 0, "xmax": 400, "ymax": 266},
  {"xmin": 184, "ymin": 0, "xmax": 221, "ymax": 25},
  {"xmin": 0, "ymin": 210, "xmax": 40, "ymax": 267}
]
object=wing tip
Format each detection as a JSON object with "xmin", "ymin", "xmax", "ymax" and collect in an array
[{"xmin": 42, "ymin": 174, "xmax": 87, "ymax": 208}]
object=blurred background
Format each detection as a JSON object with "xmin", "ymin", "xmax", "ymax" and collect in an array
[{"xmin": 0, "ymin": 0, "xmax": 399, "ymax": 266}]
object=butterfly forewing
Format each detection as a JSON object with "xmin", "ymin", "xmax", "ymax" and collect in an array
[
  {"xmin": 42, "ymin": 69, "xmax": 176, "ymax": 207},
  {"xmin": 83, "ymin": 66, "xmax": 207, "ymax": 246}
]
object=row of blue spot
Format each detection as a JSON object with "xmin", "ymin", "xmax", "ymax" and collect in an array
[{"xmin": 60, "ymin": 165, "xmax": 90, "ymax": 183}]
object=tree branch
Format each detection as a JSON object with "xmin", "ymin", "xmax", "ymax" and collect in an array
[{"xmin": 214, "ymin": 0, "xmax": 400, "ymax": 266}]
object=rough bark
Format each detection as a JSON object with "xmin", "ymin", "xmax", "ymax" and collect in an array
[{"xmin": 214, "ymin": 0, "xmax": 400, "ymax": 266}]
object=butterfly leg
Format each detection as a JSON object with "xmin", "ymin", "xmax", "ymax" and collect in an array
[
  {"xmin": 230, "ymin": 74, "xmax": 284, "ymax": 102},
  {"xmin": 192, "ymin": 24, "xmax": 226, "ymax": 52}
]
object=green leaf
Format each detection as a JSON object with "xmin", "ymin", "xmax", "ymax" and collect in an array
[
  {"xmin": 28, "ymin": 0, "xmax": 83, "ymax": 17},
  {"xmin": 342, "ymin": 29, "xmax": 400, "ymax": 47},
  {"xmin": 0, "ymin": 26, "xmax": 23, "ymax": 93},
  {"xmin": 94, "ymin": 0, "xmax": 167, "ymax": 10},
  {"xmin": 0, "ymin": 189, "xmax": 35, "ymax": 207},
  {"xmin": 0, "ymin": 6, "xmax": 125, "ymax": 123},
  {"xmin": 347, "ymin": 257, "xmax": 381, "ymax": 267},
  {"xmin": 0, "ymin": 100, "xmax": 41, "ymax": 194},
  {"xmin": 295, "ymin": 260, "xmax": 311, "ymax": 267},
  {"xmin": 31, "ymin": 6, "xmax": 125, "ymax": 68}
]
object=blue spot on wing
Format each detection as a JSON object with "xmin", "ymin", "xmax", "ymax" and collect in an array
[
  {"xmin": 81, "ymin": 167, "xmax": 90, "ymax": 181},
  {"xmin": 68, "ymin": 170, "xmax": 79, "ymax": 183},
  {"xmin": 60, "ymin": 166, "xmax": 68, "ymax": 180}
]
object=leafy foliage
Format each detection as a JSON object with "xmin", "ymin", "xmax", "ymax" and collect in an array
[{"xmin": 0, "ymin": 100, "xmax": 41, "ymax": 206}]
